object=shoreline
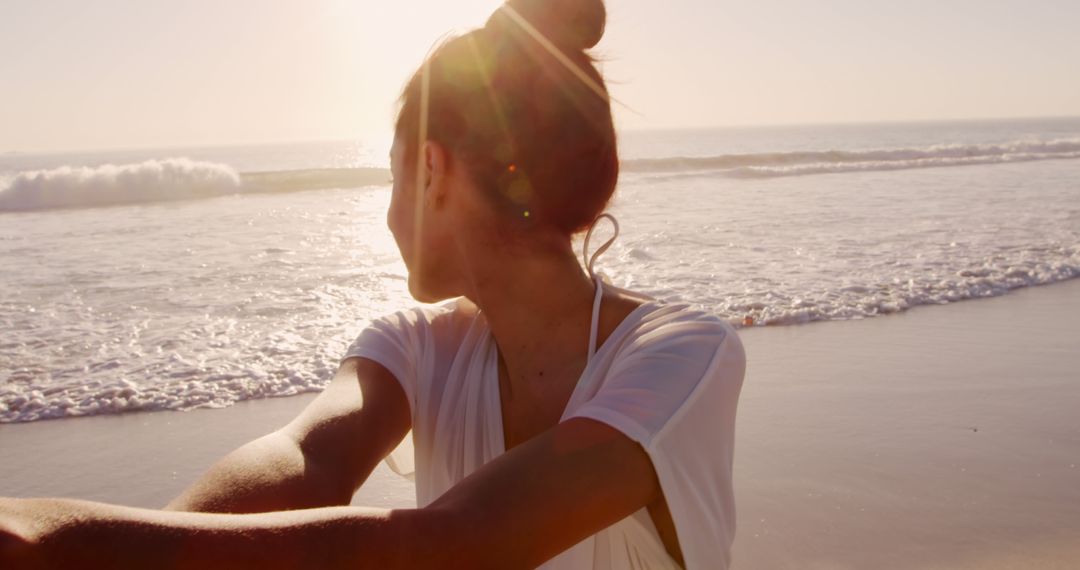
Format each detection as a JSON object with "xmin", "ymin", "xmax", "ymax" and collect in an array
[{"xmin": 2, "ymin": 279, "xmax": 1079, "ymax": 567}]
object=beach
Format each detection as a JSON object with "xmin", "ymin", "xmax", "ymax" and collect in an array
[
  {"xmin": 3, "ymin": 278, "xmax": 1078, "ymax": 568},
  {"xmin": 4, "ymin": 0, "xmax": 1079, "ymax": 565}
]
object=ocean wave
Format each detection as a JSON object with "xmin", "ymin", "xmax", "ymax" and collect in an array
[
  {"xmin": 622, "ymin": 138, "xmax": 1080, "ymax": 178},
  {"xmin": 0, "ymin": 159, "xmax": 391, "ymax": 212},
  {"xmin": 0, "ymin": 158, "xmax": 241, "ymax": 212}
]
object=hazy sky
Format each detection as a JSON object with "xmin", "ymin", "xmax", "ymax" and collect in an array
[{"xmin": 3, "ymin": 0, "xmax": 1079, "ymax": 152}]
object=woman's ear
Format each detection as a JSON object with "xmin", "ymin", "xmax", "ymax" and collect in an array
[{"xmin": 421, "ymin": 140, "xmax": 450, "ymax": 208}]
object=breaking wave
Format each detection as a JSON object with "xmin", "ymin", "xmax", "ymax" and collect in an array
[{"xmin": 0, "ymin": 159, "xmax": 391, "ymax": 212}]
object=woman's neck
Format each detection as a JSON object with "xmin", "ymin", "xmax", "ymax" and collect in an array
[{"xmin": 461, "ymin": 239, "xmax": 598, "ymax": 376}]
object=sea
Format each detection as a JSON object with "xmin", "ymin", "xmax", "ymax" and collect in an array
[{"xmin": 2, "ymin": 117, "xmax": 1078, "ymax": 423}]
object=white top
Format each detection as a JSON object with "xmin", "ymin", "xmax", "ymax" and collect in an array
[{"xmin": 342, "ymin": 215, "xmax": 746, "ymax": 569}]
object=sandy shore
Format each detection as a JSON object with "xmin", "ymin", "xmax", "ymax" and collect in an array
[
  {"xmin": 732, "ymin": 279, "xmax": 1080, "ymax": 569},
  {"xmin": 2, "ymin": 280, "xmax": 1079, "ymax": 568},
  {"xmin": 0, "ymin": 386, "xmax": 414, "ymax": 510}
]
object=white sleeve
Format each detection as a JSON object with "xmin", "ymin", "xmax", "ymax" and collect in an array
[
  {"xmin": 341, "ymin": 309, "xmax": 428, "ymax": 479},
  {"xmin": 565, "ymin": 315, "xmax": 746, "ymax": 570},
  {"xmin": 341, "ymin": 309, "xmax": 426, "ymax": 417}
]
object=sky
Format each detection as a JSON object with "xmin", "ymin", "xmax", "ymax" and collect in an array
[{"xmin": 2, "ymin": 0, "xmax": 1079, "ymax": 153}]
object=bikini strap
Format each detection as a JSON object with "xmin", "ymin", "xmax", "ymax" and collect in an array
[{"xmin": 583, "ymin": 213, "xmax": 619, "ymax": 362}]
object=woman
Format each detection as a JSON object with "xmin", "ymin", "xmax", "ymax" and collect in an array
[{"xmin": 0, "ymin": 0, "xmax": 745, "ymax": 568}]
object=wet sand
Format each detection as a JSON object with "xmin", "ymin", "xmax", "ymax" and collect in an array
[{"xmin": 732, "ymin": 278, "xmax": 1080, "ymax": 569}]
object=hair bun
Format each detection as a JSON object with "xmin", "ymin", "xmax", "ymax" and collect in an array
[{"xmin": 486, "ymin": 0, "xmax": 607, "ymax": 52}]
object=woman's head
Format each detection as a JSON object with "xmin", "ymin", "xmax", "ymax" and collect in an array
[{"xmin": 388, "ymin": 0, "xmax": 617, "ymax": 301}]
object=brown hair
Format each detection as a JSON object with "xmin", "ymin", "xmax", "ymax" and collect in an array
[{"xmin": 394, "ymin": 0, "xmax": 618, "ymax": 235}]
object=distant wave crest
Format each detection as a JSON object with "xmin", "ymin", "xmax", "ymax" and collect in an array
[
  {"xmin": 0, "ymin": 159, "xmax": 392, "ymax": 212},
  {"xmin": 0, "ymin": 158, "xmax": 242, "ymax": 212},
  {"xmin": 622, "ymin": 138, "xmax": 1080, "ymax": 178}
]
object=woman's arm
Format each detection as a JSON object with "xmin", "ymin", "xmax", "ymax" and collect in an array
[
  {"xmin": 2, "ymin": 416, "xmax": 664, "ymax": 569},
  {"xmin": 166, "ymin": 357, "xmax": 411, "ymax": 513},
  {"xmin": 2, "ymin": 496, "xmax": 426, "ymax": 569}
]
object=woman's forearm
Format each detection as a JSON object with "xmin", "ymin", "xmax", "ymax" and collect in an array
[{"xmin": 3, "ymin": 497, "xmax": 434, "ymax": 570}]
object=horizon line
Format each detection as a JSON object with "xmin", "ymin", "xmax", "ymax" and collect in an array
[{"xmin": 5, "ymin": 113, "xmax": 1080, "ymax": 157}]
